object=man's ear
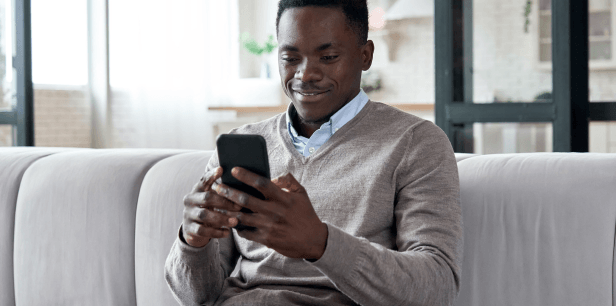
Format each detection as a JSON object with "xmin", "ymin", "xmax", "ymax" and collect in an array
[{"xmin": 361, "ymin": 40, "xmax": 375, "ymax": 71}]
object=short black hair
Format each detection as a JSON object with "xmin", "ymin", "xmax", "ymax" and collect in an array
[{"xmin": 276, "ymin": 0, "xmax": 369, "ymax": 45}]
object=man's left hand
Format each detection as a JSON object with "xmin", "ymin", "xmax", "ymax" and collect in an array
[{"xmin": 215, "ymin": 167, "xmax": 328, "ymax": 260}]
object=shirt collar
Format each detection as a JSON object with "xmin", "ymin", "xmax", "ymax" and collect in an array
[{"xmin": 286, "ymin": 89, "xmax": 369, "ymax": 140}]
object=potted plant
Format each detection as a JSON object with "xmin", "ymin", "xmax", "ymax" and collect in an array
[{"xmin": 241, "ymin": 33, "xmax": 277, "ymax": 78}]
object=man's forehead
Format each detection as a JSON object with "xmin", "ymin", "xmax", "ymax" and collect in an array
[{"xmin": 277, "ymin": 6, "xmax": 354, "ymax": 49}]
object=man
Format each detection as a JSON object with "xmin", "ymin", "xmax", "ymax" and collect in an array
[{"xmin": 165, "ymin": 0, "xmax": 462, "ymax": 305}]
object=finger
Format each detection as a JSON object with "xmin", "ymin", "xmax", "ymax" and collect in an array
[
  {"xmin": 272, "ymin": 173, "xmax": 305, "ymax": 193},
  {"xmin": 186, "ymin": 222, "xmax": 232, "ymax": 239},
  {"xmin": 193, "ymin": 167, "xmax": 223, "ymax": 192},
  {"xmin": 231, "ymin": 167, "xmax": 281, "ymax": 199},
  {"xmin": 232, "ymin": 209, "xmax": 264, "ymax": 228},
  {"xmin": 215, "ymin": 183, "xmax": 266, "ymax": 213},
  {"xmin": 186, "ymin": 206, "xmax": 238, "ymax": 228},
  {"xmin": 183, "ymin": 190, "xmax": 242, "ymax": 211}
]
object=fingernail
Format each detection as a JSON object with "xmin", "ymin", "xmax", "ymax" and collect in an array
[
  {"xmin": 238, "ymin": 193, "xmax": 247, "ymax": 205},
  {"xmin": 232, "ymin": 167, "xmax": 239, "ymax": 175}
]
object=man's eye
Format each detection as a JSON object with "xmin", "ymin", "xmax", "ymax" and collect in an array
[
  {"xmin": 322, "ymin": 55, "xmax": 338, "ymax": 61},
  {"xmin": 282, "ymin": 57, "xmax": 298, "ymax": 63}
]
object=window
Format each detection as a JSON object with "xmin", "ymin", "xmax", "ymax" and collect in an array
[
  {"xmin": 539, "ymin": 0, "xmax": 616, "ymax": 68},
  {"xmin": 0, "ymin": 0, "xmax": 14, "ymax": 112},
  {"xmin": 436, "ymin": 0, "xmax": 615, "ymax": 153},
  {"xmin": 31, "ymin": 0, "xmax": 88, "ymax": 85}
]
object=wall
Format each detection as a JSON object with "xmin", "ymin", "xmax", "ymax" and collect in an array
[{"xmin": 0, "ymin": 86, "xmax": 91, "ymax": 148}]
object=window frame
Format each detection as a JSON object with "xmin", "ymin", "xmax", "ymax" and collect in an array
[
  {"xmin": 435, "ymin": 0, "xmax": 616, "ymax": 153},
  {"xmin": 536, "ymin": 0, "xmax": 616, "ymax": 70},
  {"xmin": 0, "ymin": 0, "xmax": 33, "ymax": 146}
]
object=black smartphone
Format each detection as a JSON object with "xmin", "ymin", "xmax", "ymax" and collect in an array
[{"xmin": 216, "ymin": 134, "xmax": 270, "ymax": 231}]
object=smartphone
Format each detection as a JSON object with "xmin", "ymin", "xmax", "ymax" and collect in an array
[{"xmin": 216, "ymin": 134, "xmax": 270, "ymax": 231}]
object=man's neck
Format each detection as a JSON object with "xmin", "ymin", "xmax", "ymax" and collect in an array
[{"xmin": 293, "ymin": 115, "xmax": 326, "ymax": 138}]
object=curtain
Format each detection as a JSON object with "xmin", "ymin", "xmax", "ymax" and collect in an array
[{"xmin": 109, "ymin": 0, "xmax": 239, "ymax": 149}]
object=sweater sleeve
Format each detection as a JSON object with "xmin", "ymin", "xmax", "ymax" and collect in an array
[
  {"xmin": 306, "ymin": 121, "xmax": 463, "ymax": 306},
  {"xmin": 164, "ymin": 154, "xmax": 241, "ymax": 306},
  {"xmin": 164, "ymin": 226, "xmax": 240, "ymax": 306}
]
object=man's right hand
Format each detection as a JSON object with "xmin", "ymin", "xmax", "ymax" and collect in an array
[{"xmin": 182, "ymin": 167, "xmax": 241, "ymax": 248}]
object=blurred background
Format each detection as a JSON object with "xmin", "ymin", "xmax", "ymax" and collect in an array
[{"xmin": 1, "ymin": 0, "xmax": 615, "ymax": 153}]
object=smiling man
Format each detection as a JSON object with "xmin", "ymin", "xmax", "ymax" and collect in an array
[{"xmin": 165, "ymin": 1, "xmax": 463, "ymax": 305}]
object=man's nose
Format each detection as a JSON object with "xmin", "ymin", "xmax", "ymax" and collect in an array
[{"xmin": 295, "ymin": 59, "xmax": 323, "ymax": 83}]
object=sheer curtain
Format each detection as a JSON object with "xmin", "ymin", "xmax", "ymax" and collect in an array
[{"xmin": 109, "ymin": 0, "xmax": 239, "ymax": 149}]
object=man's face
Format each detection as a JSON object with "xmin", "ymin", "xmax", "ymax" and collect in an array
[{"xmin": 277, "ymin": 6, "xmax": 373, "ymax": 124}]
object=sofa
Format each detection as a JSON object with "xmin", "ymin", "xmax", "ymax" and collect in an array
[{"xmin": 1, "ymin": 147, "xmax": 615, "ymax": 305}]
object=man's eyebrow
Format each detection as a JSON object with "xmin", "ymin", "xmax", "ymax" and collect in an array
[
  {"xmin": 280, "ymin": 44, "xmax": 299, "ymax": 52},
  {"xmin": 279, "ymin": 42, "xmax": 334, "ymax": 52},
  {"xmin": 316, "ymin": 42, "xmax": 333, "ymax": 51}
]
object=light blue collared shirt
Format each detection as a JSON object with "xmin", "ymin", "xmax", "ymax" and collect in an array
[{"xmin": 286, "ymin": 89, "xmax": 369, "ymax": 157}]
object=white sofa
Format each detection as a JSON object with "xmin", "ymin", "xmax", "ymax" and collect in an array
[{"xmin": 1, "ymin": 147, "xmax": 615, "ymax": 305}]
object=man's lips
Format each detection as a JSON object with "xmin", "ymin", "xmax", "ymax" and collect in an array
[{"xmin": 293, "ymin": 90, "xmax": 329, "ymax": 96}]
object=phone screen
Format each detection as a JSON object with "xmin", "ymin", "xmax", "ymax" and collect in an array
[{"xmin": 216, "ymin": 134, "xmax": 270, "ymax": 231}]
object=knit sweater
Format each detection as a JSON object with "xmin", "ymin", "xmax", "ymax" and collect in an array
[{"xmin": 165, "ymin": 101, "xmax": 463, "ymax": 306}]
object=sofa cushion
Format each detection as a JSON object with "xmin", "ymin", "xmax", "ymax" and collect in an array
[
  {"xmin": 134, "ymin": 151, "xmax": 213, "ymax": 306},
  {"xmin": 0, "ymin": 147, "xmax": 78, "ymax": 306},
  {"xmin": 455, "ymin": 153, "xmax": 616, "ymax": 306},
  {"xmin": 13, "ymin": 149, "xmax": 186, "ymax": 306},
  {"xmin": 454, "ymin": 153, "xmax": 477, "ymax": 163}
]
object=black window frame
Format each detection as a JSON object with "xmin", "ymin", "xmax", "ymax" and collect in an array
[
  {"xmin": 436, "ymin": 0, "xmax": 616, "ymax": 153},
  {"xmin": 0, "ymin": 0, "xmax": 33, "ymax": 146}
]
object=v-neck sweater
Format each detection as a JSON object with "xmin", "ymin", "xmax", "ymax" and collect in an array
[{"xmin": 165, "ymin": 101, "xmax": 463, "ymax": 306}]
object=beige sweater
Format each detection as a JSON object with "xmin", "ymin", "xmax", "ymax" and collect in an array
[{"xmin": 165, "ymin": 101, "xmax": 463, "ymax": 306}]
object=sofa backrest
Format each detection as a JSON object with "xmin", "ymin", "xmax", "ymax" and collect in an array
[
  {"xmin": 455, "ymin": 153, "xmax": 616, "ymax": 306},
  {"xmin": 134, "ymin": 151, "xmax": 213, "ymax": 305},
  {"xmin": 12, "ymin": 149, "xmax": 189, "ymax": 306},
  {"xmin": 3, "ymin": 149, "xmax": 616, "ymax": 306},
  {"xmin": 0, "ymin": 147, "xmax": 80, "ymax": 306}
]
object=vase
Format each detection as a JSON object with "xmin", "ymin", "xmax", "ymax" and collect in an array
[{"xmin": 260, "ymin": 59, "xmax": 271, "ymax": 79}]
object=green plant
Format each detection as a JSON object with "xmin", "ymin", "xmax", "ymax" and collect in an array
[
  {"xmin": 524, "ymin": 0, "xmax": 532, "ymax": 33},
  {"xmin": 241, "ymin": 32, "xmax": 277, "ymax": 56}
]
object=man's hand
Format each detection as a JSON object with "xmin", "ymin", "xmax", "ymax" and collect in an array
[
  {"xmin": 181, "ymin": 167, "xmax": 242, "ymax": 248},
  {"xmin": 215, "ymin": 167, "xmax": 328, "ymax": 260}
]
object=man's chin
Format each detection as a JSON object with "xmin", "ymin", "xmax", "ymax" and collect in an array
[{"xmin": 292, "ymin": 105, "xmax": 334, "ymax": 126}]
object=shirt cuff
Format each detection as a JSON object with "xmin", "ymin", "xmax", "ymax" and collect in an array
[{"xmin": 304, "ymin": 222, "xmax": 365, "ymax": 279}]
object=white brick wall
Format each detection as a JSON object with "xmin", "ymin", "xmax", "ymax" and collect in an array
[
  {"xmin": 108, "ymin": 90, "xmax": 138, "ymax": 148},
  {"xmin": 0, "ymin": 124, "xmax": 11, "ymax": 145},
  {"xmin": 33, "ymin": 87, "xmax": 91, "ymax": 148},
  {"xmin": 0, "ymin": 86, "xmax": 92, "ymax": 147},
  {"xmin": 368, "ymin": 17, "xmax": 435, "ymax": 103}
]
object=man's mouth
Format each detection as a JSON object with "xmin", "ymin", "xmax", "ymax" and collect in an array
[{"xmin": 295, "ymin": 90, "xmax": 328, "ymax": 97}]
